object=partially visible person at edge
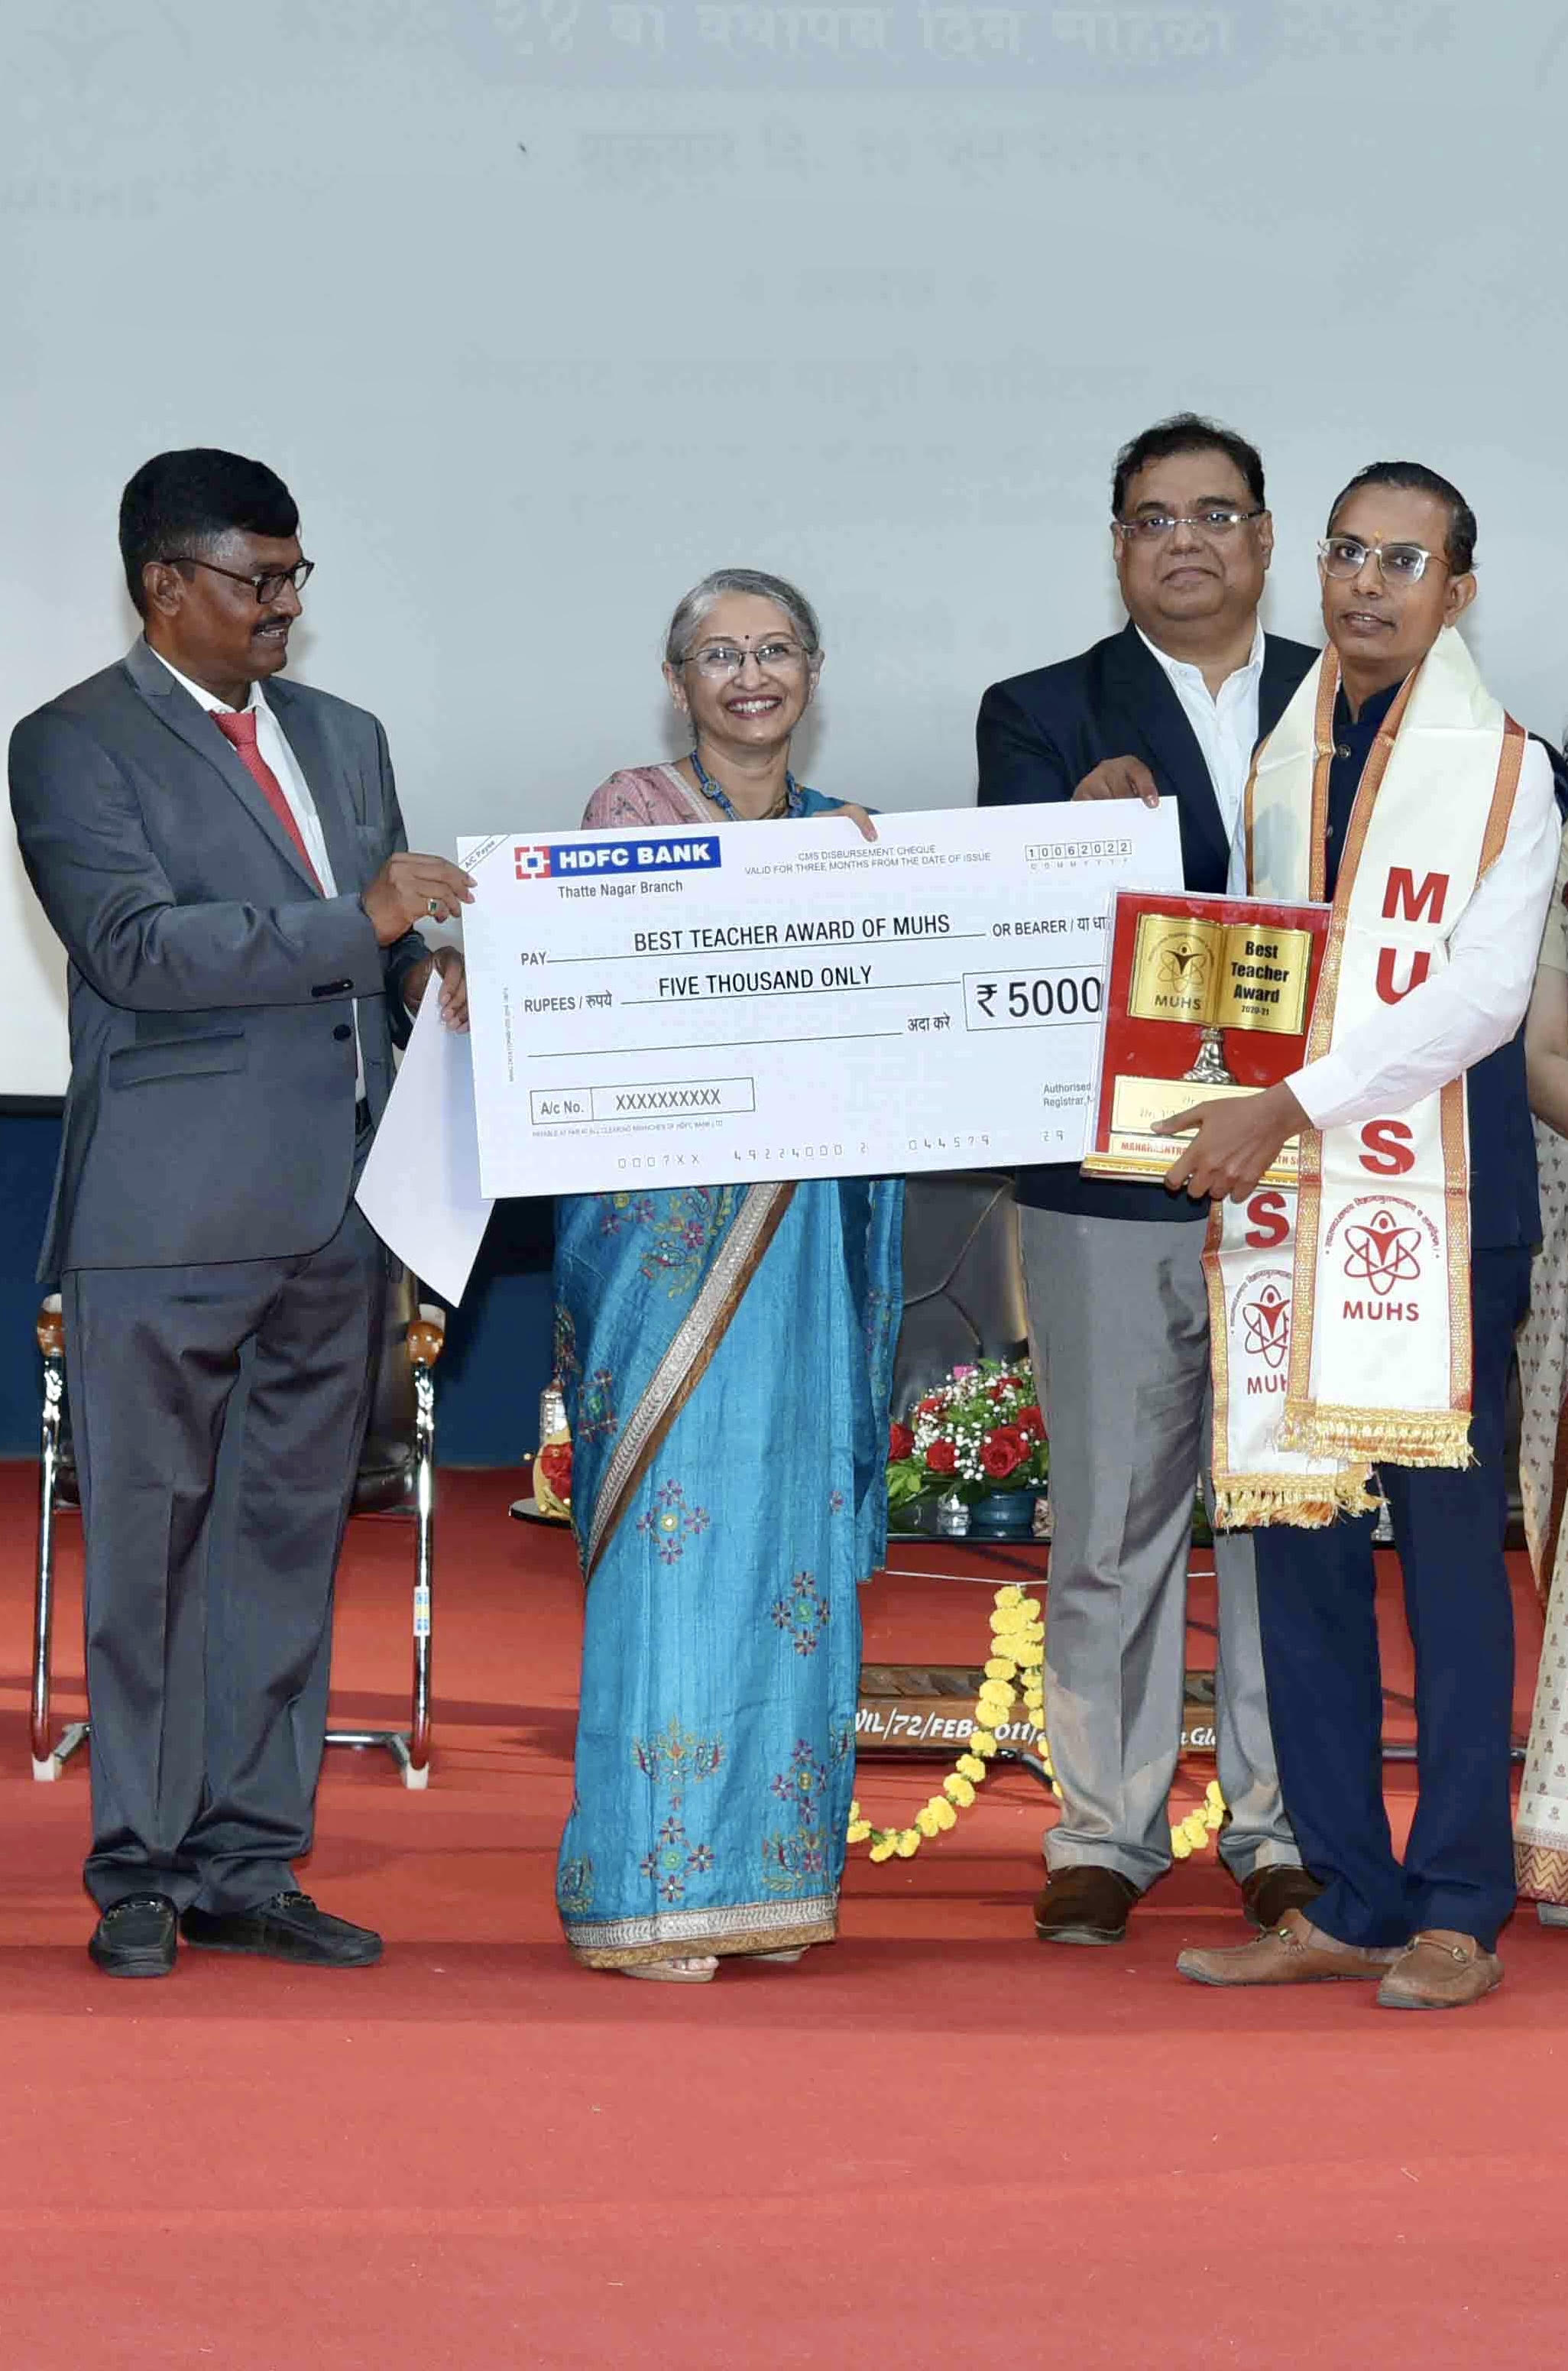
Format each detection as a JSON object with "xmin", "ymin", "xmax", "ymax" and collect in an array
[
  {"xmin": 552, "ymin": 569, "xmax": 903, "ymax": 1982},
  {"xmin": 1511, "ymin": 804, "xmax": 1568, "ymax": 1929},
  {"xmin": 8, "ymin": 449, "xmax": 471, "ymax": 1980},
  {"xmin": 975, "ymin": 415, "xmax": 1318, "ymax": 1949},
  {"xmin": 1172, "ymin": 463, "xmax": 1559, "ymax": 2009}
]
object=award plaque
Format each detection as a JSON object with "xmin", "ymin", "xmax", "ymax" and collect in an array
[{"xmin": 1083, "ymin": 890, "xmax": 1330, "ymax": 1186}]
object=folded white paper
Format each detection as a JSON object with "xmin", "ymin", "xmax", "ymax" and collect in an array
[{"xmin": 355, "ymin": 988, "xmax": 494, "ymax": 1305}]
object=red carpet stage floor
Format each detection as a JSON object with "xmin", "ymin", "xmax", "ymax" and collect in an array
[{"xmin": 2, "ymin": 1461, "xmax": 1565, "ymax": 2369}]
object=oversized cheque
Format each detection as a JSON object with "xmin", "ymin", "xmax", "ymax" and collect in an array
[{"xmin": 459, "ymin": 803, "xmax": 1182, "ymax": 1198}]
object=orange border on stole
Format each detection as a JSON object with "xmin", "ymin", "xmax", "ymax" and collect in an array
[{"xmin": 1282, "ymin": 664, "xmax": 1417, "ymax": 1422}]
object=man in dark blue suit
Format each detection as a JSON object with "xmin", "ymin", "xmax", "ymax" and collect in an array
[
  {"xmin": 977, "ymin": 414, "xmax": 1318, "ymax": 1947},
  {"xmin": 1172, "ymin": 463, "xmax": 1560, "ymax": 2009}
]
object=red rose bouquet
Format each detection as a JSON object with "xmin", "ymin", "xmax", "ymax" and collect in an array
[{"xmin": 887, "ymin": 1357, "xmax": 1048, "ymax": 1520}]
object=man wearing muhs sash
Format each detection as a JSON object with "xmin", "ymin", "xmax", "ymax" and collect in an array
[{"xmin": 1167, "ymin": 462, "xmax": 1560, "ymax": 2009}]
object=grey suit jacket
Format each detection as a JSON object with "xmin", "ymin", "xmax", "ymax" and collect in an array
[{"xmin": 10, "ymin": 637, "xmax": 429, "ymax": 1275}]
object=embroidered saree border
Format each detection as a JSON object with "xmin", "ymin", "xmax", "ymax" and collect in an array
[
  {"xmin": 1543, "ymin": 1390, "xmax": 1568, "ymax": 1605},
  {"xmin": 584, "ymin": 1181, "xmax": 797, "ymax": 1578},
  {"xmin": 564, "ymin": 1894, "xmax": 837, "ymax": 1967},
  {"xmin": 1515, "ymin": 1842, "xmax": 1568, "ymax": 1906},
  {"xmin": 656, "ymin": 761, "xmax": 718, "ymax": 825}
]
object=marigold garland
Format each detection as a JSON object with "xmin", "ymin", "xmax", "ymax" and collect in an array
[{"xmin": 848, "ymin": 1585, "xmax": 1226, "ymax": 1862}]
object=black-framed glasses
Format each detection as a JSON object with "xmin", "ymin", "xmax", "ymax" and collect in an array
[
  {"xmin": 1317, "ymin": 535, "xmax": 1439, "ymax": 585},
  {"xmin": 163, "ymin": 555, "xmax": 316, "ymax": 604},
  {"xmin": 1114, "ymin": 508, "xmax": 1266, "ymax": 543}
]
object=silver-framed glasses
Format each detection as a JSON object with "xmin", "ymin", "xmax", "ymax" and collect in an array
[
  {"xmin": 1317, "ymin": 536, "xmax": 1438, "ymax": 585},
  {"xmin": 1114, "ymin": 507, "xmax": 1265, "ymax": 543},
  {"xmin": 682, "ymin": 638, "xmax": 810, "ymax": 680}
]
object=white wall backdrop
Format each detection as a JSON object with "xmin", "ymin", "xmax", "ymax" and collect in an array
[{"xmin": 3, "ymin": 0, "xmax": 1566, "ymax": 1092}]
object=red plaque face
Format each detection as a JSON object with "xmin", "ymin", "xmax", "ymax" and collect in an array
[{"xmin": 1084, "ymin": 890, "xmax": 1331, "ymax": 1185}]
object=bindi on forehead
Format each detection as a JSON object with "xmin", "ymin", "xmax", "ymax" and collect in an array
[{"xmin": 697, "ymin": 605, "xmax": 793, "ymax": 640}]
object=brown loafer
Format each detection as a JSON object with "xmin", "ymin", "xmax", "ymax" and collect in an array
[
  {"xmin": 1240, "ymin": 1863, "xmax": 1323, "ymax": 1931},
  {"xmin": 1034, "ymin": 1864, "xmax": 1142, "ymax": 1946},
  {"xmin": 1178, "ymin": 1906, "xmax": 1405, "ymax": 1987},
  {"xmin": 1375, "ymin": 1929, "xmax": 1503, "ymax": 2011}
]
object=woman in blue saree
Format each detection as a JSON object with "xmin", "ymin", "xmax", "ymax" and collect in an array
[{"xmin": 554, "ymin": 569, "xmax": 903, "ymax": 1980}]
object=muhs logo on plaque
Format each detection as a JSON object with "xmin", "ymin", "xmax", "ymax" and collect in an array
[{"xmin": 1084, "ymin": 890, "xmax": 1330, "ymax": 1185}]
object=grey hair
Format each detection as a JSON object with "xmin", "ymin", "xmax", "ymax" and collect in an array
[{"xmin": 663, "ymin": 568, "xmax": 822, "ymax": 667}]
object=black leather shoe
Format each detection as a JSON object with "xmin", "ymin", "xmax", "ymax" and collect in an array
[
  {"xmin": 180, "ymin": 1891, "xmax": 383, "ymax": 1968},
  {"xmin": 1240, "ymin": 1864, "xmax": 1323, "ymax": 1932},
  {"xmin": 89, "ymin": 1894, "xmax": 179, "ymax": 1979},
  {"xmin": 1033, "ymin": 1865, "xmax": 1142, "ymax": 1945}
]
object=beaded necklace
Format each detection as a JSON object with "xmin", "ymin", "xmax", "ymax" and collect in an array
[{"xmin": 688, "ymin": 748, "xmax": 805, "ymax": 821}]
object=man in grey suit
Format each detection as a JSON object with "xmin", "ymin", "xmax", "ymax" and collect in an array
[
  {"xmin": 10, "ymin": 448, "xmax": 472, "ymax": 1978},
  {"xmin": 977, "ymin": 416, "xmax": 1318, "ymax": 1947}
]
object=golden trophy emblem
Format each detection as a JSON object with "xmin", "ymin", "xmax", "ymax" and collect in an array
[
  {"xmin": 1129, "ymin": 913, "xmax": 1314, "ymax": 1085},
  {"xmin": 1083, "ymin": 894, "xmax": 1328, "ymax": 1186}
]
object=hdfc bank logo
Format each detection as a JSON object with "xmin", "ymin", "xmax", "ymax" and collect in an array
[
  {"xmin": 510, "ymin": 835, "xmax": 721, "ymax": 881},
  {"xmin": 1325, "ymin": 1194, "xmax": 1439, "ymax": 1324}
]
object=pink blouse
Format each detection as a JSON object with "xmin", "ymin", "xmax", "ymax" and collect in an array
[{"xmin": 581, "ymin": 764, "xmax": 714, "ymax": 831}]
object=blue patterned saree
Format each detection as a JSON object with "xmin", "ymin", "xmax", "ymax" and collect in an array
[{"xmin": 552, "ymin": 787, "xmax": 902, "ymax": 1966}]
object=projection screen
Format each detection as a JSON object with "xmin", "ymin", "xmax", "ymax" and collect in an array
[{"xmin": 2, "ymin": 1, "xmax": 1564, "ymax": 1095}]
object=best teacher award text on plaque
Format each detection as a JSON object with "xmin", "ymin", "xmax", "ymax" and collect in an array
[{"xmin": 1084, "ymin": 890, "xmax": 1330, "ymax": 1186}]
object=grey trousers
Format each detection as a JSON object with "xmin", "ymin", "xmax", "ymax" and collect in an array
[
  {"xmin": 63, "ymin": 1195, "xmax": 385, "ymax": 1914},
  {"xmin": 1019, "ymin": 1205, "xmax": 1301, "ymax": 1889}
]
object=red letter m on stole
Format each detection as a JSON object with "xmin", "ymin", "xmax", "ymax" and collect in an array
[
  {"xmin": 1382, "ymin": 869, "xmax": 1449, "ymax": 924},
  {"xmin": 1375, "ymin": 868, "xmax": 1448, "ymax": 1003}
]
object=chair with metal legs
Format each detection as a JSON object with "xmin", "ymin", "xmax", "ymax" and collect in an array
[{"xmin": 29, "ymin": 1268, "xmax": 445, "ymax": 1787}]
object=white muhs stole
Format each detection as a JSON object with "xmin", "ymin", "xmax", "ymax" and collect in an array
[{"xmin": 1204, "ymin": 626, "xmax": 1525, "ymax": 1527}]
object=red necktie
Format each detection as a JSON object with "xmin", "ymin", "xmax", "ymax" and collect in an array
[{"xmin": 212, "ymin": 708, "xmax": 322, "ymax": 891}]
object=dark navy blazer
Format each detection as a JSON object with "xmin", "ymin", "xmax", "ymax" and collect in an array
[{"xmin": 976, "ymin": 619, "xmax": 1319, "ymax": 1224}]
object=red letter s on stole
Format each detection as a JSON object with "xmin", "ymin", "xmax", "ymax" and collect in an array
[
  {"xmin": 1244, "ymin": 1190, "xmax": 1290, "ymax": 1247},
  {"xmin": 1360, "ymin": 1120, "xmax": 1416, "ymax": 1176}
]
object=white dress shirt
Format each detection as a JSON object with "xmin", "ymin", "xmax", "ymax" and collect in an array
[
  {"xmin": 1137, "ymin": 620, "xmax": 1265, "ymax": 896},
  {"xmin": 151, "ymin": 650, "xmax": 365, "ymax": 1096},
  {"xmin": 1287, "ymin": 735, "xmax": 1561, "ymax": 1132}
]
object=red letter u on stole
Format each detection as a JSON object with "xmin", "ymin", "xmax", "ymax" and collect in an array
[{"xmin": 1375, "ymin": 946, "xmax": 1432, "ymax": 1003}]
